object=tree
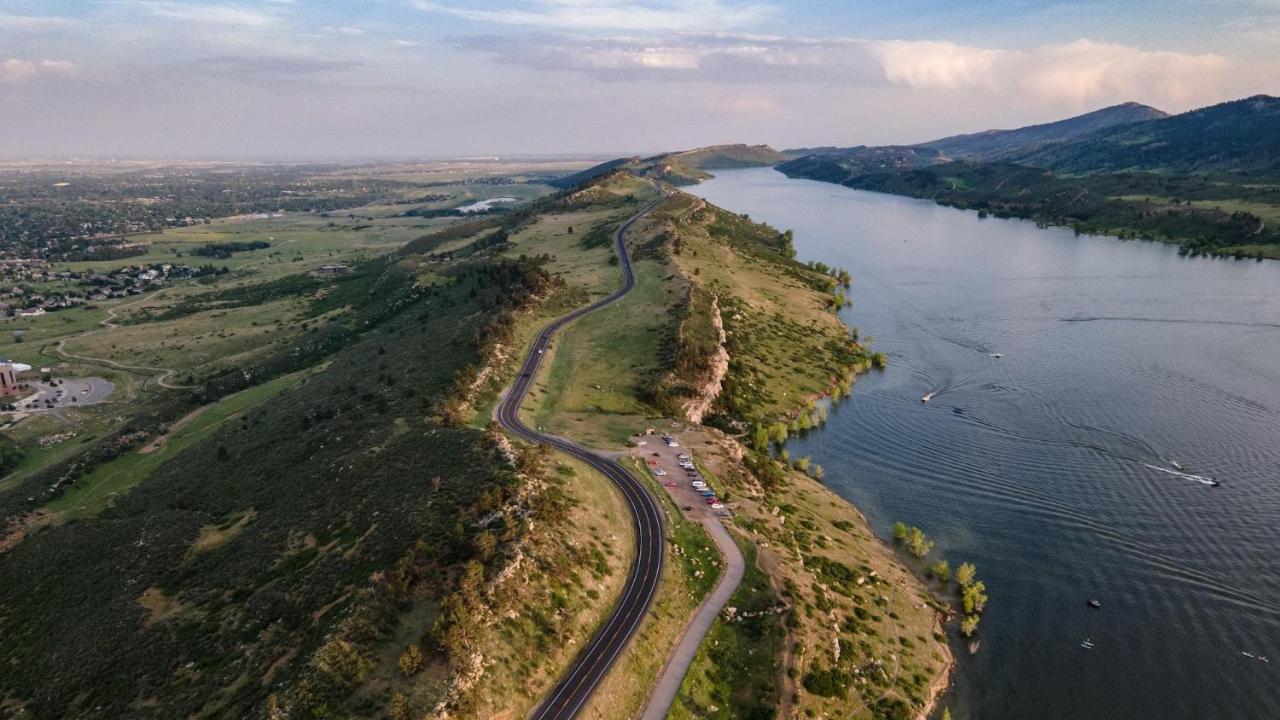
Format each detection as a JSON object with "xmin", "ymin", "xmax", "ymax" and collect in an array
[
  {"xmin": 892, "ymin": 521, "xmax": 908, "ymax": 542},
  {"xmin": 906, "ymin": 526, "xmax": 933, "ymax": 558},
  {"xmin": 751, "ymin": 425, "xmax": 770, "ymax": 452},
  {"xmin": 812, "ymin": 464, "xmax": 825, "ymax": 480},
  {"xmin": 389, "ymin": 692, "xmax": 411, "ymax": 720},
  {"xmin": 960, "ymin": 614, "xmax": 980, "ymax": 637},
  {"xmin": 929, "ymin": 560, "xmax": 951, "ymax": 582},
  {"xmin": 955, "ymin": 562, "xmax": 977, "ymax": 587},
  {"xmin": 962, "ymin": 581, "xmax": 988, "ymax": 615},
  {"xmin": 942, "ymin": 709, "xmax": 953, "ymax": 720},
  {"xmin": 793, "ymin": 456, "xmax": 811, "ymax": 472},
  {"xmin": 397, "ymin": 644, "xmax": 424, "ymax": 677}
]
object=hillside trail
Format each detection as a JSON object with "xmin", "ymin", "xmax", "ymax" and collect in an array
[{"xmin": 45, "ymin": 289, "xmax": 196, "ymax": 390}]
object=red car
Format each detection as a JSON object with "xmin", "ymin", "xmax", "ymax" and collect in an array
[
  {"xmin": 704, "ymin": 497, "xmax": 718, "ymax": 504},
  {"xmin": 663, "ymin": 481, "xmax": 676, "ymax": 487}
]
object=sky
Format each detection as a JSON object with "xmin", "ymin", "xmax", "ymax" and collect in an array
[{"xmin": 1, "ymin": 0, "xmax": 1278, "ymax": 158}]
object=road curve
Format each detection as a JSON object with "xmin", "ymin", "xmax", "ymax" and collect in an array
[{"xmin": 496, "ymin": 198, "xmax": 666, "ymax": 720}]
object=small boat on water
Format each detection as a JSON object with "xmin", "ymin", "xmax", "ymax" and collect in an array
[
  {"xmin": 989, "ymin": 353, "xmax": 1003, "ymax": 358},
  {"xmin": 1087, "ymin": 599, "xmax": 1101, "ymax": 609},
  {"xmin": 1081, "ymin": 638, "xmax": 1095, "ymax": 650},
  {"xmin": 1210, "ymin": 480, "xmax": 1222, "ymax": 487},
  {"xmin": 1243, "ymin": 651, "xmax": 1271, "ymax": 663},
  {"xmin": 1172, "ymin": 460, "xmax": 1185, "ymax": 471},
  {"xmin": 921, "ymin": 391, "xmax": 936, "ymax": 403}
]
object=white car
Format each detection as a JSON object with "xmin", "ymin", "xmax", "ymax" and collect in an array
[
  {"xmin": 691, "ymin": 482, "xmax": 707, "ymax": 489},
  {"xmin": 710, "ymin": 503, "xmax": 724, "ymax": 509},
  {"xmin": 677, "ymin": 454, "xmax": 691, "ymax": 460},
  {"xmin": 651, "ymin": 468, "xmax": 667, "ymax": 476},
  {"xmin": 634, "ymin": 440, "xmax": 647, "ymax": 446}
]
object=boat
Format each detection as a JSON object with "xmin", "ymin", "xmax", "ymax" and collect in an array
[
  {"xmin": 1087, "ymin": 599, "xmax": 1101, "ymax": 609},
  {"xmin": 1080, "ymin": 638, "xmax": 1095, "ymax": 650},
  {"xmin": 1210, "ymin": 480, "xmax": 1222, "ymax": 487},
  {"xmin": 989, "ymin": 353, "xmax": 1003, "ymax": 358},
  {"xmin": 1171, "ymin": 460, "xmax": 1184, "ymax": 471},
  {"xmin": 921, "ymin": 391, "xmax": 936, "ymax": 403}
]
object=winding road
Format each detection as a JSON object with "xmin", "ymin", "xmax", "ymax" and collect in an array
[{"xmin": 496, "ymin": 198, "xmax": 666, "ymax": 720}]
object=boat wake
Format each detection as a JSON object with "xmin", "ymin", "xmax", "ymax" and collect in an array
[{"xmin": 1143, "ymin": 463, "xmax": 1220, "ymax": 487}]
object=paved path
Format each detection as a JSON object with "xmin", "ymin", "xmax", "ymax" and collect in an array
[
  {"xmin": 496, "ymin": 198, "xmax": 668, "ymax": 720},
  {"xmin": 635, "ymin": 436, "xmax": 746, "ymax": 720},
  {"xmin": 640, "ymin": 513, "xmax": 744, "ymax": 720}
]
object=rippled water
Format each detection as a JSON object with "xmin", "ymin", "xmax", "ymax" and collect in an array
[{"xmin": 690, "ymin": 168, "xmax": 1280, "ymax": 720}]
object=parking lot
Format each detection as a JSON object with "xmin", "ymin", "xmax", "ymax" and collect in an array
[{"xmin": 633, "ymin": 432, "xmax": 731, "ymax": 520}]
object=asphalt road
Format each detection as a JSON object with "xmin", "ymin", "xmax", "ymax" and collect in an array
[{"xmin": 495, "ymin": 197, "xmax": 667, "ymax": 720}]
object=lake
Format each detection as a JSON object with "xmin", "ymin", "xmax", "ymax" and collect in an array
[{"xmin": 690, "ymin": 168, "xmax": 1280, "ymax": 720}]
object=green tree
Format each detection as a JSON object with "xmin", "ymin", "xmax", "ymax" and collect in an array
[
  {"xmin": 906, "ymin": 526, "xmax": 933, "ymax": 558},
  {"xmin": 929, "ymin": 560, "xmax": 951, "ymax": 582},
  {"xmin": 812, "ymin": 464, "xmax": 825, "ymax": 480},
  {"xmin": 960, "ymin": 614, "xmax": 980, "ymax": 637},
  {"xmin": 955, "ymin": 562, "xmax": 977, "ymax": 587},
  {"xmin": 962, "ymin": 581, "xmax": 988, "ymax": 615},
  {"xmin": 397, "ymin": 644, "xmax": 424, "ymax": 677},
  {"xmin": 892, "ymin": 521, "xmax": 908, "ymax": 542}
]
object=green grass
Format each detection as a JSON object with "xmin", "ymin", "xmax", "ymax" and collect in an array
[
  {"xmin": 522, "ymin": 256, "xmax": 675, "ymax": 447},
  {"xmin": 670, "ymin": 540, "xmax": 784, "ymax": 720},
  {"xmin": 45, "ymin": 366, "xmax": 319, "ymax": 520}
]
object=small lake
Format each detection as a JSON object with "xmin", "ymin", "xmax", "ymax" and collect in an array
[
  {"xmin": 456, "ymin": 197, "xmax": 517, "ymax": 213},
  {"xmin": 690, "ymin": 168, "xmax": 1280, "ymax": 720}
]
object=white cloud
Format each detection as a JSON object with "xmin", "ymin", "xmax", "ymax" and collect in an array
[
  {"xmin": 415, "ymin": 0, "xmax": 772, "ymax": 32},
  {"xmin": 0, "ymin": 13, "xmax": 76, "ymax": 31},
  {"xmin": 873, "ymin": 39, "xmax": 1231, "ymax": 108},
  {"xmin": 0, "ymin": 58, "xmax": 75, "ymax": 83},
  {"xmin": 131, "ymin": 2, "xmax": 274, "ymax": 27},
  {"xmin": 462, "ymin": 32, "xmax": 1246, "ymax": 110},
  {"xmin": 322, "ymin": 25, "xmax": 366, "ymax": 36}
]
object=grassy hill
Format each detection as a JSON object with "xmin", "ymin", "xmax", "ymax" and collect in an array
[
  {"xmin": 778, "ymin": 95, "xmax": 1280, "ymax": 258},
  {"xmin": 1010, "ymin": 95, "xmax": 1280, "ymax": 176},
  {"xmin": 921, "ymin": 101, "xmax": 1167, "ymax": 160},
  {"xmin": 0, "ymin": 172, "xmax": 660, "ymax": 720}
]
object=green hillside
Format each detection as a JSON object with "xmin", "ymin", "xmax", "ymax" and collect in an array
[
  {"xmin": 1010, "ymin": 95, "xmax": 1280, "ymax": 176},
  {"xmin": 921, "ymin": 102, "xmax": 1168, "ymax": 160}
]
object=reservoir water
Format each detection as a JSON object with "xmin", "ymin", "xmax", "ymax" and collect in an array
[{"xmin": 689, "ymin": 168, "xmax": 1280, "ymax": 719}]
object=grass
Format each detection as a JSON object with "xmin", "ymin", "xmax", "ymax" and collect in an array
[
  {"xmin": 670, "ymin": 540, "xmax": 785, "ymax": 720},
  {"xmin": 44, "ymin": 365, "xmax": 319, "ymax": 521},
  {"xmin": 522, "ymin": 256, "xmax": 676, "ymax": 447}
]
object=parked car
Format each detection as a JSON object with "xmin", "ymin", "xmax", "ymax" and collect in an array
[
  {"xmin": 652, "ymin": 468, "xmax": 667, "ymax": 476},
  {"xmin": 710, "ymin": 503, "xmax": 724, "ymax": 509},
  {"xmin": 682, "ymin": 506, "xmax": 694, "ymax": 511},
  {"xmin": 663, "ymin": 481, "xmax": 676, "ymax": 487}
]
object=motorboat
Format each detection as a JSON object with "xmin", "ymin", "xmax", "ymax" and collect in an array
[
  {"xmin": 1087, "ymin": 599, "xmax": 1101, "ymax": 609},
  {"xmin": 921, "ymin": 392, "xmax": 936, "ymax": 403},
  {"xmin": 1080, "ymin": 638, "xmax": 1095, "ymax": 650}
]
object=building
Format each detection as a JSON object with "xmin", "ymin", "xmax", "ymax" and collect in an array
[{"xmin": 0, "ymin": 360, "xmax": 30, "ymax": 396}]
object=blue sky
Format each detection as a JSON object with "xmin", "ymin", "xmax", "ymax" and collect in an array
[{"xmin": 1, "ymin": 0, "xmax": 1277, "ymax": 158}]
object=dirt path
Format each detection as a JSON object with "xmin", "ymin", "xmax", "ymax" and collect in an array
[
  {"xmin": 137, "ymin": 403, "xmax": 211, "ymax": 454},
  {"xmin": 46, "ymin": 290, "xmax": 197, "ymax": 391}
]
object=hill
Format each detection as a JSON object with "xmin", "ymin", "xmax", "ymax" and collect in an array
[
  {"xmin": 635, "ymin": 144, "xmax": 788, "ymax": 185},
  {"xmin": 1010, "ymin": 95, "xmax": 1280, "ymax": 175},
  {"xmin": 548, "ymin": 156, "xmax": 639, "ymax": 188},
  {"xmin": 921, "ymin": 101, "xmax": 1168, "ymax": 160}
]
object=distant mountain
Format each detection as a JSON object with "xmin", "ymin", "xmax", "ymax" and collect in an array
[
  {"xmin": 548, "ymin": 157, "xmax": 638, "ymax": 189},
  {"xmin": 776, "ymin": 146, "xmax": 946, "ymax": 183},
  {"xmin": 664, "ymin": 144, "xmax": 789, "ymax": 169},
  {"xmin": 551, "ymin": 145, "xmax": 786, "ymax": 188},
  {"xmin": 1010, "ymin": 95, "xmax": 1280, "ymax": 175},
  {"xmin": 920, "ymin": 102, "xmax": 1168, "ymax": 160},
  {"xmin": 777, "ymin": 94, "xmax": 1280, "ymax": 258}
]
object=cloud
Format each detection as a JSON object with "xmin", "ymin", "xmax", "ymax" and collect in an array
[
  {"xmin": 415, "ymin": 0, "xmax": 772, "ymax": 32},
  {"xmin": 130, "ymin": 2, "xmax": 274, "ymax": 27},
  {"xmin": 460, "ymin": 32, "xmax": 1243, "ymax": 109},
  {"xmin": 874, "ymin": 39, "xmax": 1231, "ymax": 107},
  {"xmin": 0, "ymin": 13, "xmax": 76, "ymax": 31},
  {"xmin": 0, "ymin": 58, "xmax": 75, "ymax": 83},
  {"xmin": 189, "ymin": 55, "xmax": 361, "ymax": 83}
]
